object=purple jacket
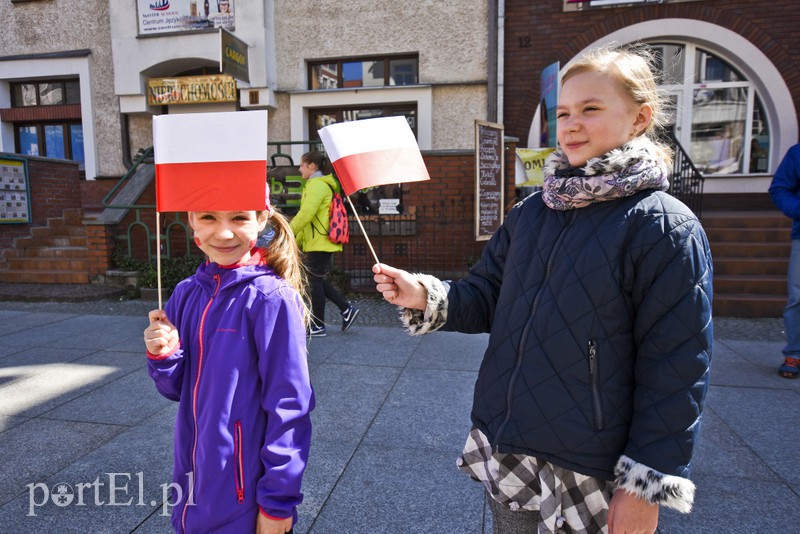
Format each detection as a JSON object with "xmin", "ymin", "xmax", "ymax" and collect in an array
[{"xmin": 147, "ymin": 257, "xmax": 314, "ymax": 533}]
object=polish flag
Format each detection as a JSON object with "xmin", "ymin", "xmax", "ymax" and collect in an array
[
  {"xmin": 318, "ymin": 116, "xmax": 430, "ymax": 196},
  {"xmin": 153, "ymin": 111, "xmax": 268, "ymax": 212}
]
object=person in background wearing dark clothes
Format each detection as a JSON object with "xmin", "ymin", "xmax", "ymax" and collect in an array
[{"xmin": 769, "ymin": 143, "xmax": 800, "ymax": 378}]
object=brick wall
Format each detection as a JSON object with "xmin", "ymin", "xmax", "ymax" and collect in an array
[
  {"xmin": 0, "ymin": 154, "xmax": 81, "ymax": 250},
  {"xmin": 503, "ymin": 0, "xmax": 800, "ymax": 146}
]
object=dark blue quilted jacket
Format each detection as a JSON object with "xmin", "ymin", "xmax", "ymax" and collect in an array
[{"xmin": 443, "ymin": 189, "xmax": 713, "ymax": 481}]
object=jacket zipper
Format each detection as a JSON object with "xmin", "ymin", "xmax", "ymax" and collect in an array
[
  {"xmin": 494, "ymin": 210, "xmax": 576, "ymax": 449},
  {"xmin": 588, "ymin": 340, "xmax": 604, "ymax": 430},
  {"xmin": 181, "ymin": 274, "xmax": 221, "ymax": 533},
  {"xmin": 234, "ymin": 420, "xmax": 245, "ymax": 503}
]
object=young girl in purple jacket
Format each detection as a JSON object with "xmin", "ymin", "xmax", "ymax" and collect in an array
[{"xmin": 144, "ymin": 205, "xmax": 313, "ymax": 534}]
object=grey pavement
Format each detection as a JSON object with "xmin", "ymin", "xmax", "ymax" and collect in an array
[{"xmin": 0, "ymin": 293, "xmax": 798, "ymax": 533}]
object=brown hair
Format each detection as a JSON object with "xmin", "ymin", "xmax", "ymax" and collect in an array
[
  {"xmin": 258, "ymin": 209, "xmax": 310, "ymax": 325},
  {"xmin": 561, "ymin": 44, "xmax": 673, "ymax": 165},
  {"xmin": 301, "ymin": 150, "xmax": 332, "ymax": 175}
]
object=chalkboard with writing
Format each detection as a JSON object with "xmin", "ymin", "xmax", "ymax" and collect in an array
[{"xmin": 475, "ymin": 120, "xmax": 504, "ymax": 240}]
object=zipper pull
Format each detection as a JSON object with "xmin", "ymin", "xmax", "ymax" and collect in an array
[{"xmin": 236, "ymin": 488, "xmax": 244, "ymax": 503}]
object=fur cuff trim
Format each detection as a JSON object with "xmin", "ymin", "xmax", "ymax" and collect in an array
[
  {"xmin": 399, "ymin": 274, "xmax": 448, "ymax": 336},
  {"xmin": 614, "ymin": 455, "xmax": 695, "ymax": 513}
]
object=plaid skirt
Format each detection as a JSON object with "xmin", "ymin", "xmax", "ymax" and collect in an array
[{"xmin": 457, "ymin": 427, "xmax": 614, "ymax": 534}]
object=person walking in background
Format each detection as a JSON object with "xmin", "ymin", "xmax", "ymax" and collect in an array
[
  {"xmin": 374, "ymin": 45, "xmax": 713, "ymax": 533},
  {"xmin": 769, "ymin": 143, "xmax": 800, "ymax": 378},
  {"xmin": 291, "ymin": 150, "xmax": 359, "ymax": 337},
  {"xmin": 144, "ymin": 205, "xmax": 314, "ymax": 534}
]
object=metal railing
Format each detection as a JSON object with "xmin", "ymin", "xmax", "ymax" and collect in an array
[{"xmin": 663, "ymin": 131, "xmax": 705, "ymax": 217}]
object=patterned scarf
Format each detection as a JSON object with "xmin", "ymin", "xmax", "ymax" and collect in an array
[{"xmin": 541, "ymin": 136, "xmax": 670, "ymax": 211}]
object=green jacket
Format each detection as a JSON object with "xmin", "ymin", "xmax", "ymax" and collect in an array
[{"xmin": 290, "ymin": 173, "xmax": 343, "ymax": 253}]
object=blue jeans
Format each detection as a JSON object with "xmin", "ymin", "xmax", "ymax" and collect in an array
[{"xmin": 784, "ymin": 240, "xmax": 800, "ymax": 356}]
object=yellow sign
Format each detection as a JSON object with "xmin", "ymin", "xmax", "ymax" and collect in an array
[
  {"xmin": 516, "ymin": 148, "xmax": 556, "ymax": 186},
  {"xmin": 146, "ymin": 74, "xmax": 237, "ymax": 106}
]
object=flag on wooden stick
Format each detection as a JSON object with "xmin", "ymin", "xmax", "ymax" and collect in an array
[
  {"xmin": 153, "ymin": 110, "xmax": 269, "ymax": 212},
  {"xmin": 318, "ymin": 116, "xmax": 430, "ymax": 196}
]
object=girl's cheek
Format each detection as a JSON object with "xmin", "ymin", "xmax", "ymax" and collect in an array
[
  {"xmin": 194, "ymin": 237, "xmax": 203, "ymax": 248},
  {"xmin": 248, "ymin": 239, "xmax": 257, "ymax": 249}
]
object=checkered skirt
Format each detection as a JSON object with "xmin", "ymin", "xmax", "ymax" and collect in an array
[{"xmin": 457, "ymin": 427, "xmax": 613, "ymax": 533}]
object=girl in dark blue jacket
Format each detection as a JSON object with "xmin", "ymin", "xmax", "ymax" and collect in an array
[
  {"xmin": 374, "ymin": 45, "xmax": 712, "ymax": 534},
  {"xmin": 145, "ymin": 206, "xmax": 313, "ymax": 534}
]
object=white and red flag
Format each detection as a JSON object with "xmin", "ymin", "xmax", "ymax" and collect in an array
[
  {"xmin": 153, "ymin": 110, "xmax": 269, "ymax": 212},
  {"xmin": 318, "ymin": 116, "xmax": 430, "ymax": 196}
]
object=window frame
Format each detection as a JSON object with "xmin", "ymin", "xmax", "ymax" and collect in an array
[
  {"xmin": 307, "ymin": 54, "xmax": 419, "ymax": 90},
  {"xmin": 10, "ymin": 79, "xmax": 81, "ymax": 107},
  {"xmin": 649, "ymin": 41, "xmax": 770, "ymax": 176},
  {"xmin": 13, "ymin": 121, "xmax": 84, "ymax": 168}
]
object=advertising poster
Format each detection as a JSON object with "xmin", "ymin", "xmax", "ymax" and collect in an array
[
  {"xmin": 539, "ymin": 62, "xmax": 559, "ymax": 148},
  {"xmin": 138, "ymin": 0, "xmax": 235, "ymax": 36},
  {"xmin": 516, "ymin": 148, "xmax": 556, "ymax": 187},
  {"xmin": 0, "ymin": 157, "xmax": 31, "ymax": 224}
]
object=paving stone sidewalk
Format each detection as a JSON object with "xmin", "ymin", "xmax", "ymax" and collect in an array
[{"xmin": 0, "ymin": 290, "xmax": 798, "ymax": 533}]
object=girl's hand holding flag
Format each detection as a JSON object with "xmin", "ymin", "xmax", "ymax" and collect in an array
[{"xmin": 372, "ymin": 263, "xmax": 427, "ymax": 310}]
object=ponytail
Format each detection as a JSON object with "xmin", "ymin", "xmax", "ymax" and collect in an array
[{"xmin": 260, "ymin": 209, "xmax": 310, "ymax": 325}]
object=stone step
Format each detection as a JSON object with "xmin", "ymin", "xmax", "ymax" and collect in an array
[
  {"xmin": 714, "ymin": 274, "xmax": 786, "ymax": 296},
  {"xmin": 5, "ymin": 257, "xmax": 89, "ymax": 271},
  {"xmin": 0, "ymin": 270, "xmax": 91, "ymax": 284},
  {"xmin": 711, "ymin": 241, "xmax": 790, "ymax": 258},
  {"xmin": 713, "ymin": 294, "xmax": 786, "ymax": 318},
  {"xmin": 713, "ymin": 257, "xmax": 789, "ymax": 276}
]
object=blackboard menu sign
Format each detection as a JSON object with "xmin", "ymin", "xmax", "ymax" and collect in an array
[{"xmin": 475, "ymin": 120, "xmax": 504, "ymax": 240}]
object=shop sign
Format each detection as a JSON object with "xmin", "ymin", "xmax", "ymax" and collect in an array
[
  {"xmin": 564, "ymin": 0, "xmax": 702, "ymax": 10},
  {"xmin": 137, "ymin": 0, "xmax": 235, "ymax": 36},
  {"xmin": 147, "ymin": 75, "xmax": 237, "ymax": 106},
  {"xmin": 220, "ymin": 28, "xmax": 249, "ymax": 83}
]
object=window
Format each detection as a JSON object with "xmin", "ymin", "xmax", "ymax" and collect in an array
[
  {"xmin": 11, "ymin": 80, "xmax": 80, "ymax": 107},
  {"xmin": 308, "ymin": 105, "xmax": 418, "ymax": 215},
  {"xmin": 309, "ymin": 55, "xmax": 418, "ymax": 90},
  {"xmin": 7, "ymin": 79, "xmax": 84, "ymax": 169},
  {"xmin": 649, "ymin": 43, "xmax": 770, "ymax": 175},
  {"xmin": 15, "ymin": 123, "xmax": 85, "ymax": 168}
]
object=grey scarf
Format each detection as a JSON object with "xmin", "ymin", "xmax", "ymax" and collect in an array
[{"xmin": 542, "ymin": 136, "xmax": 670, "ymax": 211}]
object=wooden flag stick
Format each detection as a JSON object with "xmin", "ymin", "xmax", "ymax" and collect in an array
[
  {"xmin": 345, "ymin": 195, "xmax": 380, "ymax": 266},
  {"xmin": 156, "ymin": 210, "xmax": 163, "ymax": 310}
]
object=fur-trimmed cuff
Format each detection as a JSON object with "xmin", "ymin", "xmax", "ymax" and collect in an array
[
  {"xmin": 614, "ymin": 455, "xmax": 695, "ymax": 513},
  {"xmin": 399, "ymin": 274, "xmax": 448, "ymax": 336}
]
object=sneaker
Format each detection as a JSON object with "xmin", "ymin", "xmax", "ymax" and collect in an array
[
  {"xmin": 778, "ymin": 357, "xmax": 800, "ymax": 378},
  {"xmin": 309, "ymin": 325, "xmax": 327, "ymax": 338},
  {"xmin": 341, "ymin": 305, "xmax": 360, "ymax": 332}
]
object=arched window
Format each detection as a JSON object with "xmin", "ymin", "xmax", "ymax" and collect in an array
[{"xmin": 650, "ymin": 43, "xmax": 770, "ymax": 175}]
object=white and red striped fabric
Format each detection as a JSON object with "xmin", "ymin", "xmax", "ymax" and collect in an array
[
  {"xmin": 153, "ymin": 111, "xmax": 268, "ymax": 212},
  {"xmin": 318, "ymin": 116, "xmax": 430, "ymax": 196}
]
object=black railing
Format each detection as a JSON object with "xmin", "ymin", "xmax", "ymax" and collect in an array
[{"xmin": 663, "ymin": 131, "xmax": 704, "ymax": 217}]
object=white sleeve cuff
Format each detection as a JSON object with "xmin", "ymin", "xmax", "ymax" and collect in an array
[
  {"xmin": 398, "ymin": 274, "xmax": 449, "ymax": 336},
  {"xmin": 614, "ymin": 455, "xmax": 696, "ymax": 513}
]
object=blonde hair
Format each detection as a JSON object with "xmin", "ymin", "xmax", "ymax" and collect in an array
[
  {"xmin": 259, "ymin": 209, "xmax": 310, "ymax": 326},
  {"xmin": 561, "ymin": 44, "xmax": 673, "ymax": 165}
]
